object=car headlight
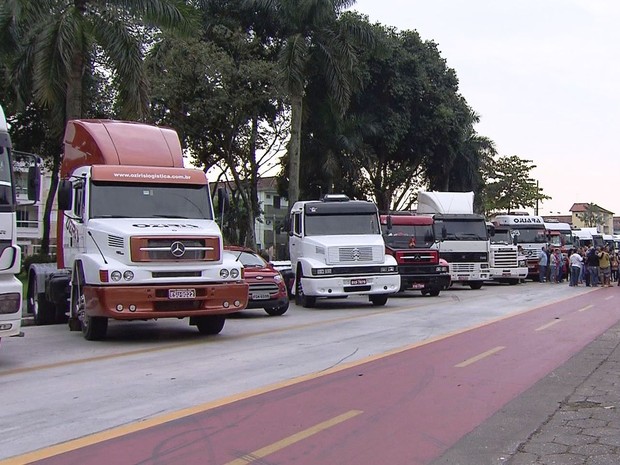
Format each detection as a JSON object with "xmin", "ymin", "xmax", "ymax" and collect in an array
[{"xmin": 274, "ymin": 274, "xmax": 283, "ymax": 283}]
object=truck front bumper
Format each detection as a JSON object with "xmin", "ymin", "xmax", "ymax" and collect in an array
[
  {"xmin": 301, "ymin": 274, "xmax": 400, "ymax": 297},
  {"xmin": 490, "ymin": 267, "xmax": 528, "ymax": 280},
  {"xmin": 400, "ymin": 273, "xmax": 451, "ymax": 291},
  {"xmin": 83, "ymin": 282, "xmax": 249, "ymax": 319}
]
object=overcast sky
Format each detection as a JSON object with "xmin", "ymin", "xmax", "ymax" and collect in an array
[{"xmin": 351, "ymin": 0, "xmax": 620, "ymax": 216}]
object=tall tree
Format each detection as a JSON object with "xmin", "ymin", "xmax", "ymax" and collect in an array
[
  {"xmin": 248, "ymin": 0, "xmax": 370, "ymax": 206},
  {"xmin": 483, "ymin": 155, "xmax": 550, "ymax": 214},
  {"xmin": 0, "ymin": 0, "xmax": 194, "ymax": 255}
]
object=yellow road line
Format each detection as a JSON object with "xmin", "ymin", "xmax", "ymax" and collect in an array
[
  {"xmin": 455, "ymin": 346, "xmax": 505, "ymax": 368},
  {"xmin": 577, "ymin": 304, "xmax": 594, "ymax": 312},
  {"xmin": 535, "ymin": 319, "xmax": 562, "ymax": 331},
  {"xmin": 224, "ymin": 410, "xmax": 363, "ymax": 465}
]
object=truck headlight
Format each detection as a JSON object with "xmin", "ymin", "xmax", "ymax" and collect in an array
[
  {"xmin": 230, "ymin": 268, "xmax": 240, "ymax": 279},
  {"xmin": 518, "ymin": 259, "xmax": 527, "ymax": 267},
  {"xmin": 123, "ymin": 270, "xmax": 134, "ymax": 281},
  {"xmin": 220, "ymin": 269, "xmax": 230, "ymax": 279},
  {"xmin": 111, "ymin": 270, "xmax": 122, "ymax": 282},
  {"xmin": 0, "ymin": 293, "xmax": 20, "ymax": 314},
  {"xmin": 380, "ymin": 266, "xmax": 396, "ymax": 273}
]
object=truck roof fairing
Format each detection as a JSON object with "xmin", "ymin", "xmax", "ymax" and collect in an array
[{"xmin": 417, "ymin": 191, "xmax": 474, "ymax": 215}]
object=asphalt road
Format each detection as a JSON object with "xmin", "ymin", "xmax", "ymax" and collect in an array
[{"xmin": 0, "ymin": 281, "xmax": 612, "ymax": 464}]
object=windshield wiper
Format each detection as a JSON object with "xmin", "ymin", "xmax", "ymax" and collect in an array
[{"xmin": 151, "ymin": 214, "xmax": 190, "ymax": 219}]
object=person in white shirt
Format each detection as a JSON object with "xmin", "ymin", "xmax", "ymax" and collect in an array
[{"xmin": 569, "ymin": 249, "xmax": 584, "ymax": 287}]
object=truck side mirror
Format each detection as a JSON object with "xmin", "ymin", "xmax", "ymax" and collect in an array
[
  {"xmin": 283, "ymin": 215, "xmax": 291, "ymax": 232},
  {"xmin": 386, "ymin": 215, "xmax": 392, "ymax": 231},
  {"xmin": 513, "ymin": 236, "xmax": 518, "ymax": 246},
  {"xmin": 57, "ymin": 179, "xmax": 73, "ymax": 210},
  {"xmin": 488, "ymin": 225, "xmax": 495, "ymax": 237},
  {"xmin": 441, "ymin": 226, "xmax": 447, "ymax": 240},
  {"xmin": 27, "ymin": 165, "xmax": 41, "ymax": 201}
]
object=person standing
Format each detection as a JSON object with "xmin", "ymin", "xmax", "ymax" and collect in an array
[
  {"xmin": 538, "ymin": 246, "xmax": 548, "ymax": 282},
  {"xmin": 585, "ymin": 246, "xmax": 600, "ymax": 286},
  {"xmin": 598, "ymin": 246, "xmax": 611, "ymax": 287},
  {"xmin": 550, "ymin": 249, "xmax": 561, "ymax": 283},
  {"xmin": 569, "ymin": 248, "xmax": 583, "ymax": 287}
]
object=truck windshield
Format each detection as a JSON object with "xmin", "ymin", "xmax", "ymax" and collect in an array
[
  {"xmin": 0, "ymin": 147, "xmax": 14, "ymax": 207},
  {"xmin": 491, "ymin": 229, "xmax": 513, "ymax": 245},
  {"xmin": 90, "ymin": 181, "xmax": 213, "ymax": 219},
  {"xmin": 512, "ymin": 228, "xmax": 547, "ymax": 244},
  {"xmin": 381, "ymin": 224, "xmax": 435, "ymax": 248},
  {"xmin": 305, "ymin": 213, "xmax": 380, "ymax": 236},
  {"xmin": 434, "ymin": 219, "xmax": 487, "ymax": 240}
]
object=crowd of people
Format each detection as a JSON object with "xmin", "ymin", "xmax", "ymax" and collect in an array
[{"xmin": 537, "ymin": 245, "xmax": 619, "ymax": 287}]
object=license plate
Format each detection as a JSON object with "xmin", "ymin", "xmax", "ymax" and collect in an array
[
  {"xmin": 350, "ymin": 278, "xmax": 367, "ymax": 285},
  {"xmin": 457, "ymin": 275, "xmax": 468, "ymax": 280},
  {"xmin": 411, "ymin": 283, "xmax": 425, "ymax": 289},
  {"xmin": 168, "ymin": 289, "xmax": 196, "ymax": 299},
  {"xmin": 502, "ymin": 272, "xmax": 511, "ymax": 276},
  {"xmin": 251, "ymin": 292, "xmax": 270, "ymax": 300}
]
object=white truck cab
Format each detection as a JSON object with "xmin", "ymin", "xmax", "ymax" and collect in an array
[{"xmin": 288, "ymin": 194, "xmax": 399, "ymax": 307}]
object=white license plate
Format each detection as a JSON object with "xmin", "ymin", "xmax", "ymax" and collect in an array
[
  {"xmin": 168, "ymin": 289, "xmax": 196, "ymax": 299},
  {"xmin": 350, "ymin": 278, "xmax": 367, "ymax": 285},
  {"xmin": 251, "ymin": 292, "xmax": 270, "ymax": 300},
  {"xmin": 411, "ymin": 283, "xmax": 425, "ymax": 289},
  {"xmin": 457, "ymin": 275, "xmax": 468, "ymax": 280}
]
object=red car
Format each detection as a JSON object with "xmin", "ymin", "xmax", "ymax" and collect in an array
[{"xmin": 223, "ymin": 246, "xmax": 289, "ymax": 316}]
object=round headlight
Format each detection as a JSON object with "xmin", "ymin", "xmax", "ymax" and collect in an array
[
  {"xmin": 220, "ymin": 269, "xmax": 230, "ymax": 279},
  {"xmin": 230, "ymin": 268, "xmax": 240, "ymax": 279},
  {"xmin": 111, "ymin": 271, "xmax": 122, "ymax": 282},
  {"xmin": 123, "ymin": 270, "xmax": 134, "ymax": 281}
]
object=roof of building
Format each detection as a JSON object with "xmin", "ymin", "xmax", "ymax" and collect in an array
[{"xmin": 569, "ymin": 203, "xmax": 614, "ymax": 214}]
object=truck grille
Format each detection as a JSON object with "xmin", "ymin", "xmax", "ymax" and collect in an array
[
  {"xmin": 395, "ymin": 250, "xmax": 438, "ymax": 265},
  {"xmin": 130, "ymin": 236, "xmax": 220, "ymax": 262},
  {"xmin": 327, "ymin": 246, "xmax": 378, "ymax": 264},
  {"xmin": 452, "ymin": 263, "xmax": 475, "ymax": 273},
  {"xmin": 441, "ymin": 252, "xmax": 488, "ymax": 263},
  {"xmin": 492, "ymin": 248, "xmax": 518, "ymax": 267}
]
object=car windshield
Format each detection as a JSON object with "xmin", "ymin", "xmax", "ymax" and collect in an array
[
  {"xmin": 90, "ymin": 181, "xmax": 213, "ymax": 219},
  {"xmin": 225, "ymin": 250, "xmax": 266, "ymax": 268}
]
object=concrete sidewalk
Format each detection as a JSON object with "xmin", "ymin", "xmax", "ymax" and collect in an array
[{"xmin": 432, "ymin": 321, "xmax": 620, "ymax": 465}]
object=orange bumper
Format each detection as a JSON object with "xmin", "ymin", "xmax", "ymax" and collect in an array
[{"xmin": 83, "ymin": 282, "xmax": 249, "ymax": 319}]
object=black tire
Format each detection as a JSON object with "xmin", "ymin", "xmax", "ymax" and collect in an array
[
  {"xmin": 429, "ymin": 289, "xmax": 441, "ymax": 297},
  {"xmin": 421, "ymin": 290, "xmax": 428, "ymax": 296},
  {"xmin": 369, "ymin": 294, "xmax": 389, "ymax": 306},
  {"xmin": 469, "ymin": 281, "xmax": 483, "ymax": 290},
  {"xmin": 82, "ymin": 314, "xmax": 108, "ymax": 341},
  {"xmin": 508, "ymin": 279, "xmax": 519, "ymax": 285},
  {"xmin": 72, "ymin": 264, "xmax": 108, "ymax": 341},
  {"xmin": 265, "ymin": 302, "xmax": 289, "ymax": 316},
  {"xmin": 294, "ymin": 272, "xmax": 316, "ymax": 308},
  {"xmin": 195, "ymin": 315, "xmax": 226, "ymax": 335},
  {"xmin": 28, "ymin": 273, "xmax": 55, "ymax": 325}
]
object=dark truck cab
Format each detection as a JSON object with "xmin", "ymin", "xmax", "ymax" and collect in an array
[{"xmin": 380, "ymin": 214, "xmax": 450, "ymax": 296}]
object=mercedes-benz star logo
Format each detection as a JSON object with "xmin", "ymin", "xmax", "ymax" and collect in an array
[{"xmin": 170, "ymin": 241, "xmax": 186, "ymax": 258}]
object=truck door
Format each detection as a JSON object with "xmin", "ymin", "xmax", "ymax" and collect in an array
[
  {"xmin": 63, "ymin": 179, "xmax": 87, "ymax": 267},
  {"xmin": 289, "ymin": 211, "xmax": 302, "ymax": 267}
]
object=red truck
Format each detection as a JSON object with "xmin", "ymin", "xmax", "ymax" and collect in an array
[{"xmin": 380, "ymin": 214, "xmax": 451, "ymax": 296}]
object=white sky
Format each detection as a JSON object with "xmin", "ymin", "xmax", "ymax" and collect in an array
[{"xmin": 351, "ymin": 0, "xmax": 620, "ymax": 215}]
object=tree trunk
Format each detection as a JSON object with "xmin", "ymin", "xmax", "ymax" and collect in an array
[
  {"xmin": 287, "ymin": 93, "xmax": 302, "ymax": 207},
  {"xmin": 40, "ymin": 151, "xmax": 61, "ymax": 256}
]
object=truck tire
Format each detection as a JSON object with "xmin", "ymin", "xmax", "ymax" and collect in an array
[
  {"xmin": 82, "ymin": 315, "xmax": 108, "ymax": 341},
  {"xmin": 429, "ymin": 289, "xmax": 441, "ymax": 297},
  {"xmin": 28, "ymin": 272, "xmax": 55, "ymax": 326},
  {"xmin": 194, "ymin": 315, "xmax": 225, "ymax": 335},
  {"xmin": 469, "ymin": 281, "xmax": 483, "ymax": 290},
  {"xmin": 294, "ymin": 275, "xmax": 316, "ymax": 308},
  {"xmin": 265, "ymin": 302, "xmax": 289, "ymax": 316},
  {"xmin": 369, "ymin": 294, "xmax": 388, "ymax": 306}
]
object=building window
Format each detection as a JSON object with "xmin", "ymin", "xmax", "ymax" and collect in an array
[{"xmin": 273, "ymin": 195, "xmax": 281, "ymax": 209}]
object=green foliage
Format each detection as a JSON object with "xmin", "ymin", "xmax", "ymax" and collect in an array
[
  {"xmin": 21, "ymin": 253, "xmax": 56, "ymax": 276},
  {"xmin": 483, "ymin": 155, "xmax": 551, "ymax": 214},
  {"xmin": 576, "ymin": 204, "xmax": 605, "ymax": 227}
]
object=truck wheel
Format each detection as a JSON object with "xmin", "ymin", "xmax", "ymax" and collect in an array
[
  {"xmin": 28, "ymin": 273, "xmax": 55, "ymax": 325},
  {"xmin": 265, "ymin": 302, "xmax": 289, "ymax": 316},
  {"xmin": 194, "ymin": 315, "xmax": 225, "ymax": 335},
  {"xmin": 82, "ymin": 315, "xmax": 108, "ymax": 341},
  {"xmin": 469, "ymin": 281, "xmax": 483, "ymax": 290},
  {"xmin": 294, "ymin": 276, "xmax": 316, "ymax": 308},
  {"xmin": 369, "ymin": 294, "xmax": 388, "ymax": 306},
  {"xmin": 508, "ymin": 279, "xmax": 519, "ymax": 285},
  {"xmin": 429, "ymin": 289, "xmax": 440, "ymax": 297}
]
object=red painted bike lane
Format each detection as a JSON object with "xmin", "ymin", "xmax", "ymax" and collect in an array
[{"xmin": 14, "ymin": 289, "xmax": 620, "ymax": 465}]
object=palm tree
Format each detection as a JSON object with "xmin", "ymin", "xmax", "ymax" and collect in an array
[
  {"xmin": 0, "ymin": 0, "xmax": 194, "ymax": 254},
  {"xmin": 248, "ymin": 0, "xmax": 369, "ymax": 206}
]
